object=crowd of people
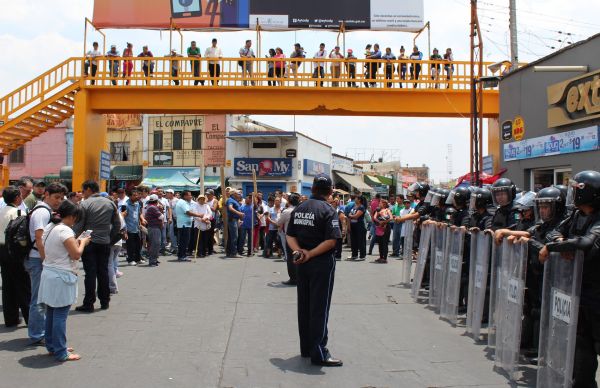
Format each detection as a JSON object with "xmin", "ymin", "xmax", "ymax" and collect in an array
[{"xmin": 84, "ymin": 39, "xmax": 455, "ymax": 88}]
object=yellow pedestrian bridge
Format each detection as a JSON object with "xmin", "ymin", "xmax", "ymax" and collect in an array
[{"xmin": 0, "ymin": 57, "xmax": 499, "ymax": 187}]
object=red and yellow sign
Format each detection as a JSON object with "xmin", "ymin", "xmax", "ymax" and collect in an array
[
  {"xmin": 512, "ymin": 115, "xmax": 525, "ymax": 141},
  {"xmin": 105, "ymin": 114, "xmax": 142, "ymax": 129}
]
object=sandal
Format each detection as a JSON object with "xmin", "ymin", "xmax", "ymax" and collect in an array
[
  {"xmin": 48, "ymin": 347, "xmax": 74, "ymax": 356},
  {"xmin": 59, "ymin": 352, "xmax": 81, "ymax": 362}
]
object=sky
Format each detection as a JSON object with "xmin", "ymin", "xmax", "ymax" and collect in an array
[{"xmin": 0, "ymin": 0, "xmax": 598, "ymax": 182}]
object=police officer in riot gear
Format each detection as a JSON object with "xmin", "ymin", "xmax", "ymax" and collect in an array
[
  {"xmin": 494, "ymin": 191, "xmax": 537, "ymax": 244},
  {"xmin": 541, "ymin": 170, "xmax": 600, "ymax": 387},
  {"xmin": 467, "ymin": 188, "xmax": 494, "ymax": 231},
  {"xmin": 489, "ymin": 178, "xmax": 519, "ymax": 230},
  {"xmin": 286, "ymin": 174, "xmax": 343, "ymax": 367}
]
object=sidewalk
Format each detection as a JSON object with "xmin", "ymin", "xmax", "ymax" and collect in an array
[{"xmin": 0, "ymin": 251, "xmax": 521, "ymax": 388}]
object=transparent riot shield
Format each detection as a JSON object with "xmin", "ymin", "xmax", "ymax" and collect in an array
[
  {"xmin": 411, "ymin": 223, "xmax": 433, "ymax": 301},
  {"xmin": 495, "ymin": 241, "xmax": 528, "ymax": 380},
  {"xmin": 401, "ymin": 220, "xmax": 415, "ymax": 286},
  {"xmin": 466, "ymin": 231, "xmax": 492, "ymax": 340},
  {"xmin": 429, "ymin": 225, "xmax": 448, "ymax": 310},
  {"xmin": 488, "ymin": 238, "xmax": 507, "ymax": 348},
  {"xmin": 440, "ymin": 227, "xmax": 466, "ymax": 325},
  {"xmin": 536, "ymin": 251, "xmax": 583, "ymax": 388}
]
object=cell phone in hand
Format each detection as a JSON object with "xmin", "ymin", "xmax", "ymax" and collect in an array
[
  {"xmin": 292, "ymin": 251, "xmax": 303, "ymax": 263},
  {"xmin": 79, "ymin": 230, "xmax": 93, "ymax": 240}
]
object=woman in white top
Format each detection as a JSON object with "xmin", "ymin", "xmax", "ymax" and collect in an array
[
  {"xmin": 38, "ymin": 200, "xmax": 90, "ymax": 361},
  {"xmin": 192, "ymin": 194, "xmax": 212, "ymax": 257}
]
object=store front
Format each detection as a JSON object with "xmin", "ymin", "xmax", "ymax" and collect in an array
[
  {"xmin": 142, "ymin": 167, "xmax": 219, "ymax": 192},
  {"xmin": 109, "ymin": 165, "xmax": 143, "ymax": 191},
  {"xmin": 499, "ymin": 34, "xmax": 600, "ymax": 190}
]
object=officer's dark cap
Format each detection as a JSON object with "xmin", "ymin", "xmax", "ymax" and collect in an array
[{"xmin": 312, "ymin": 174, "xmax": 333, "ymax": 190}]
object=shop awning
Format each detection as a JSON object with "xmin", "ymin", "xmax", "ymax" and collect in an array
[
  {"xmin": 333, "ymin": 188, "xmax": 349, "ymax": 196},
  {"xmin": 142, "ymin": 168, "xmax": 219, "ymax": 191},
  {"xmin": 111, "ymin": 165, "xmax": 143, "ymax": 181},
  {"xmin": 364, "ymin": 175, "xmax": 383, "ymax": 186},
  {"xmin": 376, "ymin": 175, "xmax": 394, "ymax": 186},
  {"xmin": 333, "ymin": 172, "xmax": 372, "ymax": 193}
]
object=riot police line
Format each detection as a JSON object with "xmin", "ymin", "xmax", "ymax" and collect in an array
[{"xmin": 396, "ymin": 171, "xmax": 600, "ymax": 388}]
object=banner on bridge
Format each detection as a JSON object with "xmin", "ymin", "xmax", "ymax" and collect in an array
[{"xmin": 93, "ymin": 0, "xmax": 424, "ymax": 32}]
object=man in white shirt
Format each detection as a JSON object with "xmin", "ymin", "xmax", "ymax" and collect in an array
[
  {"xmin": 24, "ymin": 182, "xmax": 66, "ymax": 344},
  {"xmin": 0, "ymin": 178, "xmax": 34, "ymax": 212},
  {"xmin": 165, "ymin": 189, "xmax": 179, "ymax": 252},
  {"xmin": 239, "ymin": 39, "xmax": 256, "ymax": 86},
  {"xmin": 156, "ymin": 188, "xmax": 171, "ymax": 254},
  {"xmin": 0, "ymin": 186, "xmax": 30, "ymax": 327},
  {"xmin": 277, "ymin": 193, "xmax": 300, "ymax": 285},
  {"xmin": 313, "ymin": 43, "xmax": 327, "ymax": 87},
  {"xmin": 85, "ymin": 41, "xmax": 102, "ymax": 85},
  {"xmin": 205, "ymin": 38, "xmax": 223, "ymax": 85},
  {"xmin": 205, "ymin": 189, "xmax": 218, "ymax": 255},
  {"xmin": 116, "ymin": 188, "xmax": 129, "ymax": 209}
]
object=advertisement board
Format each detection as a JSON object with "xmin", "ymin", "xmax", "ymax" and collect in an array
[
  {"xmin": 234, "ymin": 158, "xmax": 293, "ymax": 177},
  {"xmin": 303, "ymin": 159, "xmax": 331, "ymax": 177},
  {"xmin": 93, "ymin": 0, "xmax": 424, "ymax": 31},
  {"xmin": 503, "ymin": 125, "xmax": 599, "ymax": 162}
]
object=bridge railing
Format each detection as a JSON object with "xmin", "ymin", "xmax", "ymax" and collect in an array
[{"xmin": 82, "ymin": 56, "xmax": 497, "ymax": 90}]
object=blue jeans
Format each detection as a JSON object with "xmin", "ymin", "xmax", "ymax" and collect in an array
[
  {"xmin": 177, "ymin": 226, "xmax": 191, "ymax": 260},
  {"xmin": 169, "ymin": 222, "xmax": 178, "ymax": 249},
  {"xmin": 392, "ymin": 223, "xmax": 403, "ymax": 256},
  {"xmin": 160, "ymin": 224, "xmax": 167, "ymax": 251},
  {"xmin": 227, "ymin": 220, "xmax": 239, "ymax": 256},
  {"xmin": 237, "ymin": 227, "xmax": 252, "ymax": 255},
  {"xmin": 23, "ymin": 257, "xmax": 45, "ymax": 342},
  {"xmin": 45, "ymin": 305, "xmax": 71, "ymax": 361}
]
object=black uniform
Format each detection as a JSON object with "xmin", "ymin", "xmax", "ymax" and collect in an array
[
  {"xmin": 491, "ymin": 203, "xmax": 519, "ymax": 231},
  {"xmin": 286, "ymin": 196, "xmax": 341, "ymax": 363},
  {"xmin": 547, "ymin": 210, "xmax": 600, "ymax": 387}
]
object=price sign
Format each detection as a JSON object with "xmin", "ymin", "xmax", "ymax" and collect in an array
[{"xmin": 512, "ymin": 116, "xmax": 525, "ymax": 141}]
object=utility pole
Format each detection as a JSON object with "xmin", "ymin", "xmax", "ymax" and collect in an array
[
  {"xmin": 509, "ymin": 0, "xmax": 519, "ymax": 67},
  {"xmin": 470, "ymin": 0, "xmax": 484, "ymax": 187}
]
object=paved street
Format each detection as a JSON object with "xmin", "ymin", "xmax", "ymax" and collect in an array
[{"xmin": 1, "ymin": 249, "xmax": 528, "ymax": 388}]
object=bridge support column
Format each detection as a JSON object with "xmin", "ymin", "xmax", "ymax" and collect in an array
[
  {"xmin": 487, "ymin": 117, "xmax": 501, "ymax": 173},
  {"xmin": 1, "ymin": 164, "xmax": 9, "ymax": 188},
  {"xmin": 72, "ymin": 89, "xmax": 107, "ymax": 191}
]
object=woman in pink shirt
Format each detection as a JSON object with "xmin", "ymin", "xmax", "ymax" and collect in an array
[
  {"xmin": 122, "ymin": 43, "xmax": 133, "ymax": 85},
  {"xmin": 274, "ymin": 47, "xmax": 286, "ymax": 86}
]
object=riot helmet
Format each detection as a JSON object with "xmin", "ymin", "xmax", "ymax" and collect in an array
[
  {"xmin": 423, "ymin": 187, "xmax": 438, "ymax": 204},
  {"xmin": 408, "ymin": 181, "xmax": 430, "ymax": 200},
  {"xmin": 431, "ymin": 188, "xmax": 449, "ymax": 207},
  {"xmin": 513, "ymin": 191, "xmax": 536, "ymax": 211},
  {"xmin": 469, "ymin": 187, "xmax": 493, "ymax": 212},
  {"xmin": 554, "ymin": 184, "xmax": 568, "ymax": 199},
  {"xmin": 490, "ymin": 177, "xmax": 516, "ymax": 207},
  {"xmin": 444, "ymin": 206, "xmax": 457, "ymax": 224},
  {"xmin": 534, "ymin": 186, "xmax": 565, "ymax": 223},
  {"xmin": 446, "ymin": 186, "xmax": 471, "ymax": 208},
  {"xmin": 567, "ymin": 170, "xmax": 600, "ymax": 209}
]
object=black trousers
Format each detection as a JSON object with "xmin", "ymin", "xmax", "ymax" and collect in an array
[
  {"xmin": 178, "ymin": 226, "xmax": 192, "ymax": 259},
  {"xmin": 84, "ymin": 62, "xmax": 98, "ymax": 85},
  {"xmin": 297, "ymin": 254, "xmax": 335, "ymax": 361},
  {"xmin": 208, "ymin": 63, "xmax": 221, "ymax": 85},
  {"xmin": 377, "ymin": 225, "xmax": 391, "ymax": 259},
  {"xmin": 171, "ymin": 68, "xmax": 179, "ymax": 85},
  {"xmin": 285, "ymin": 242, "xmax": 297, "ymax": 283},
  {"xmin": 334, "ymin": 238, "xmax": 343, "ymax": 259},
  {"xmin": 411, "ymin": 64, "xmax": 421, "ymax": 88},
  {"xmin": 385, "ymin": 65, "xmax": 394, "ymax": 88},
  {"xmin": 313, "ymin": 66, "xmax": 325, "ymax": 86},
  {"xmin": 573, "ymin": 305, "xmax": 600, "ymax": 388},
  {"xmin": 81, "ymin": 242, "xmax": 111, "ymax": 307},
  {"xmin": 190, "ymin": 60, "xmax": 205, "ymax": 85},
  {"xmin": 350, "ymin": 223, "xmax": 366, "ymax": 258},
  {"xmin": 126, "ymin": 232, "xmax": 141, "ymax": 263},
  {"xmin": 0, "ymin": 245, "xmax": 30, "ymax": 326},
  {"xmin": 347, "ymin": 65, "xmax": 356, "ymax": 87}
]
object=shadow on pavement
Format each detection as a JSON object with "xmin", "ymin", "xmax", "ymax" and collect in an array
[
  {"xmin": 18, "ymin": 354, "xmax": 59, "ymax": 369},
  {"xmin": 0, "ymin": 338, "xmax": 33, "ymax": 352},
  {"xmin": 266, "ymin": 282, "xmax": 295, "ymax": 289},
  {"xmin": 269, "ymin": 356, "xmax": 325, "ymax": 375}
]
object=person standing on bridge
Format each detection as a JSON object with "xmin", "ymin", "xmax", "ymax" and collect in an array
[
  {"xmin": 345, "ymin": 49, "xmax": 357, "ymax": 88},
  {"xmin": 169, "ymin": 49, "xmax": 183, "ymax": 86},
  {"xmin": 205, "ymin": 38, "xmax": 223, "ymax": 86},
  {"xmin": 239, "ymin": 40, "xmax": 256, "ymax": 86},
  {"xmin": 430, "ymin": 48, "xmax": 443, "ymax": 89},
  {"xmin": 313, "ymin": 43, "xmax": 327, "ymax": 87},
  {"xmin": 84, "ymin": 41, "xmax": 101, "ymax": 85},
  {"xmin": 288, "ymin": 43, "xmax": 305, "ymax": 86},
  {"xmin": 139, "ymin": 45, "xmax": 155, "ymax": 85},
  {"xmin": 274, "ymin": 48, "xmax": 286, "ymax": 86},
  {"xmin": 409, "ymin": 46, "xmax": 423, "ymax": 88},
  {"xmin": 443, "ymin": 48, "xmax": 454, "ymax": 89},
  {"xmin": 286, "ymin": 174, "xmax": 343, "ymax": 367},
  {"xmin": 382, "ymin": 47, "xmax": 396, "ymax": 88},
  {"xmin": 187, "ymin": 41, "xmax": 204, "ymax": 86},
  {"xmin": 329, "ymin": 46, "xmax": 344, "ymax": 87},
  {"xmin": 398, "ymin": 46, "xmax": 408, "ymax": 88},
  {"xmin": 122, "ymin": 43, "xmax": 133, "ymax": 86},
  {"xmin": 106, "ymin": 45, "xmax": 120, "ymax": 86},
  {"xmin": 366, "ymin": 43, "xmax": 382, "ymax": 88}
]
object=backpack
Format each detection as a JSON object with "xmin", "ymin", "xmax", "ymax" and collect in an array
[{"xmin": 5, "ymin": 205, "xmax": 51, "ymax": 262}]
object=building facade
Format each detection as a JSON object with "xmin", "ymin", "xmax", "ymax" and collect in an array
[{"xmin": 498, "ymin": 34, "xmax": 600, "ymax": 190}]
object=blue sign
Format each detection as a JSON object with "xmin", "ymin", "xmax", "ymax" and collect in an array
[
  {"xmin": 234, "ymin": 158, "xmax": 292, "ymax": 177},
  {"xmin": 482, "ymin": 155, "xmax": 494, "ymax": 174},
  {"xmin": 503, "ymin": 125, "xmax": 599, "ymax": 162},
  {"xmin": 100, "ymin": 151, "xmax": 111, "ymax": 180},
  {"xmin": 303, "ymin": 159, "xmax": 331, "ymax": 176}
]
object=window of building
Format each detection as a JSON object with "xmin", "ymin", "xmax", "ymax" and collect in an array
[
  {"xmin": 172, "ymin": 130, "xmax": 183, "ymax": 150},
  {"xmin": 153, "ymin": 131, "xmax": 163, "ymax": 150},
  {"xmin": 8, "ymin": 147, "xmax": 24, "ymax": 164},
  {"xmin": 252, "ymin": 142, "xmax": 277, "ymax": 149},
  {"xmin": 192, "ymin": 130, "xmax": 202, "ymax": 150},
  {"xmin": 110, "ymin": 142, "xmax": 130, "ymax": 162},
  {"xmin": 530, "ymin": 167, "xmax": 572, "ymax": 192}
]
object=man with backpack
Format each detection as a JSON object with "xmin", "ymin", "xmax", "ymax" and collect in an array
[
  {"xmin": 73, "ymin": 180, "xmax": 122, "ymax": 313},
  {"xmin": 23, "ymin": 182, "xmax": 66, "ymax": 345},
  {"xmin": 0, "ymin": 186, "xmax": 30, "ymax": 327}
]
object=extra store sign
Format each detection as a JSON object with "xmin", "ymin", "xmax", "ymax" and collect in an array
[
  {"xmin": 234, "ymin": 158, "xmax": 293, "ymax": 177},
  {"xmin": 548, "ymin": 69, "xmax": 600, "ymax": 128}
]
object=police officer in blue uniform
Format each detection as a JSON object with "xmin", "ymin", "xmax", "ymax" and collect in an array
[{"xmin": 286, "ymin": 174, "xmax": 343, "ymax": 367}]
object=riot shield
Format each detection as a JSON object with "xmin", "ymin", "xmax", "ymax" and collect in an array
[
  {"xmin": 488, "ymin": 238, "xmax": 507, "ymax": 348},
  {"xmin": 440, "ymin": 227, "xmax": 466, "ymax": 325},
  {"xmin": 411, "ymin": 223, "xmax": 433, "ymax": 301},
  {"xmin": 536, "ymin": 251, "xmax": 583, "ymax": 388},
  {"xmin": 429, "ymin": 225, "xmax": 448, "ymax": 310},
  {"xmin": 466, "ymin": 231, "xmax": 491, "ymax": 340},
  {"xmin": 495, "ymin": 241, "xmax": 528, "ymax": 380},
  {"xmin": 401, "ymin": 220, "xmax": 415, "ymax": 286}
]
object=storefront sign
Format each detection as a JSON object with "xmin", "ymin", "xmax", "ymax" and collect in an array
[
  {"xmin": 105, "ymin": 114, "xmax": 142, "ymax": 129},
  {"xmin": 512, "ymin": 116, "xmax": 525, "ymax": 141},
  {"xmin": 234, "ymin": 158, "xmax": 292, "ymax": 177},
  {"xmin": 286, "ymin": 149, "xmax": 297, "ymax": 158},
  {"xmin": 153, "ymin": 152, "xmax": 174, "ymax": 166},
  {"xmin": 332, "ymin": 155, "xmax": 354, "ymax": 174},
  {"xmin": 99, "ymin": 151, "xmax": 111, "ymax": 180},
  {"xmin": 501, "ymin": 120, "xmax": 513, "ymax": 141},
  {"xmin": 303, "ymin": 159, "xmax": 330, "ymax": 177},
  {"xmin": 203, "ymin": 116, "xmax": 226, "ymax": 167},
  {"xmin": 548, "ymin": 69, "xmax": 600, "ymax": 128},
  {"xmin": 503, "ymin": 125, "xmax": 599, "ymax": 162}
]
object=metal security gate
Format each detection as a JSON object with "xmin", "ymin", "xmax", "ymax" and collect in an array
[
  {"xmin": 429, "ymin": 225, "xmax": 448, "ymax": 310},
  {"xmin": 440, "ymin": 228, "xmax": 466, "ymax": 325},
  {"xmin": 411, "ymin": 223, "xmax": 433, "ymax": 301},
  {"xmin": 401, "ymin": 220, "xmax": 415, "ymax": 286}
]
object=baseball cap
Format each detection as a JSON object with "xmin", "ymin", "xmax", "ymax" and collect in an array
[
  {"xmin": 148, "ymin": 194, "xmax": 159, "ymax": 202},
  {"xmin": 100, "ymin": 192, "xmax": 109, "ymax": 198},
  {"xmin": 313, "ymin": 174, "xmax": 333, "ymax": 190},
  {"xmin": 205, "ymin": 189, "xmax": 215, "ymax": 195},
  {"xmin": 110, "ymin": 44, "xmax": 116, "ymax": 49},
  {"xmin": 165, "ymin": 189, "xmax": 175, "ymax": 194},
  {"xmin": 33, "ymin": 179, "xmax": 46, "ymax": 187}
]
